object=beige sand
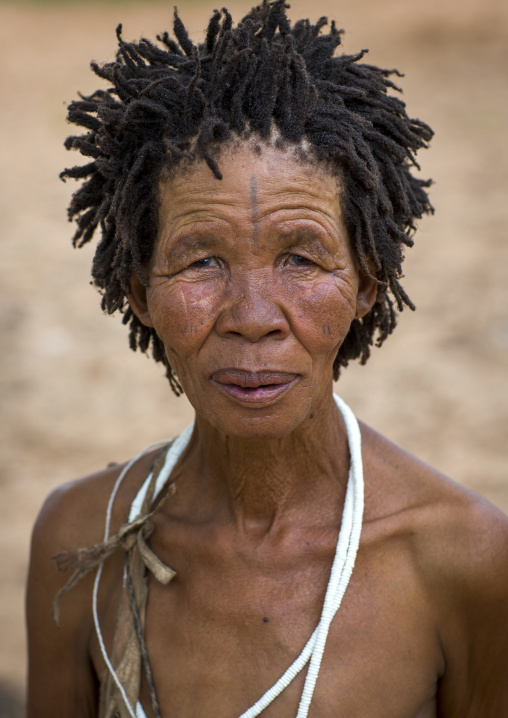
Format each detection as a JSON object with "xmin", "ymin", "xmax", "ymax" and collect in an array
[{"xmin": 1, "ymin": 0, "xmax": 507, "ymax": 709}]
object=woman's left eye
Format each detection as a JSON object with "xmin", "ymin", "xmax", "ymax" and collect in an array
[
  {"xmin": 285, "ymin": 254, "xmax": 314, "ymax": 267},
  {"xmin": 190, "ymin": 256, "xmax": 220, "ymax": 269}
]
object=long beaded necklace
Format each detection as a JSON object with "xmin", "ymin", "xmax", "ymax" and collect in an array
[{"xmin": 93, "ymin": 393, "xmax": 364, "ymax": 718}]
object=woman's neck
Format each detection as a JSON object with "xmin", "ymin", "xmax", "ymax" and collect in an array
[{"xmin": 180, "ymin": 390, "xmax": 350, "ymax": 534}]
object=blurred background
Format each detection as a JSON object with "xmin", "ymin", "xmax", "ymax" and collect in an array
[{"xmin": 1, "ymin": 0, "xmax": 507, "ymax": 712}]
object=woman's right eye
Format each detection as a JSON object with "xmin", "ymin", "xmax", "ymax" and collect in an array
[{"xmin": 190, "ymin": 256, "xmax": 221, "ymax": 269}]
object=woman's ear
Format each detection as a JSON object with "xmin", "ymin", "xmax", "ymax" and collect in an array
[
  {"xmin": 355, "ymin": 270, "xmax": 378, "ymax": 319},
  {"xmin": 127, "ymin": 272, "xmax": 154, "ymax": 327}
]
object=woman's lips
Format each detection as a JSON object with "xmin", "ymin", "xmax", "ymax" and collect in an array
[
  {"xmin": 210, "ymin": 369, "xmax": 299, "ymax": 404},
  {"xmin": 211, "ymin": 369, "xmax": 297, "ymax": 387}
]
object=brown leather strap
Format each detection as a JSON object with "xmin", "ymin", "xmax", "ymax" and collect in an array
[
  {"xmin": 50, "ymin": 442, "xmax": 174, "ymax": 718},
  {"xmin": 99, "ymin": 441, "xmax": 174, "ymax": 718}
]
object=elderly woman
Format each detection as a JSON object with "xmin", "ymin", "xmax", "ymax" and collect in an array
[{"xmin": 26, "ymin": 3, "xmax": 508, "ymax": 717}]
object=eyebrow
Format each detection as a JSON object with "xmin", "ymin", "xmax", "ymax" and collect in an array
[
  {"xmin": 164, "ymin": 235, "xmax": 220, "ymax": 259},
  {"xmin": 161, "ymin": 224, "xmax": 339, "ymax": 261},
  {"xmin": 277, "ymin": 228, "xmax": 338, "ymax": 261}
]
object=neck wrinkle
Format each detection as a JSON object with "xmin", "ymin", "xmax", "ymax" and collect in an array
[{"xmin": 185, "ymin": 392, "xmax": 350, "ymax": 535}]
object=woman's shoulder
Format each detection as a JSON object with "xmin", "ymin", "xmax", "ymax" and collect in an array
[
  {"xmin": 32, "ymin": 446, "xmax": 167, "ymax": 564},
  {"xmin": 26, "ymin": 445, "xmax": 170, "ymax": 715},
  {"xmin": 360, "ymin": 420, "xmax": 508, "ymax": 605}
]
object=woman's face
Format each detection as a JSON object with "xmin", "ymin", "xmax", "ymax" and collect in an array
[{"xmin": 130, "ymin": 143, "xmax": 376, "ymax": 439}]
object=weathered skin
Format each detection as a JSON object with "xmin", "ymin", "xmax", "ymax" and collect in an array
[{"xmin": 26, "ymin": 143, "xmax": 508, "ymax": 717}]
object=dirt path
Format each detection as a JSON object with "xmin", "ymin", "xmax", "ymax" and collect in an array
[{"xmin": 1, "ymin": 0, "xmax": 507, "ymax": 706}]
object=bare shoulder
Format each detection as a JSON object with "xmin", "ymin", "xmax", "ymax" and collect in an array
[
  {"xmin": 360, "ymin": 421, "xmax": 508, "ymax": 710},
  {"xmin": 26, "ymin": 449, "xmax": 162, "ymax": 717},
  {"xmin": 361, "ymin": 421, "xmax": 508, "ymax": 590},
  {"xmin": 362, "ymin": 426, "xmax": 508, "ymax": 572},
  {"xmin": 31, "ymin": 447, "xmax": 164, "ymax": 559},
  {"xmin": 38, "ymin": 465, "xmax": 126, "ymax": 553},
  {"xmin": 27, "ymin": 446, "xmax": 163, "ymax": 634}
]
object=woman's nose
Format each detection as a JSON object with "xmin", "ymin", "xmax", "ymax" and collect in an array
[{"xmin": 215, "ymin": 273, "xmax": 290, "ymax": 343}]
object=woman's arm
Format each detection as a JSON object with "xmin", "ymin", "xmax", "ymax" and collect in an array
[
  {"xmin": 26, "ymin": 453, "xmax": 155, "ymax": 717},
  {"xmin": 26, "ymin": 481, "xmax": 101, "ymax": 717},
  {"xmin": 431, "ymin": 493, "xmax": 508, "ymax": 716}
]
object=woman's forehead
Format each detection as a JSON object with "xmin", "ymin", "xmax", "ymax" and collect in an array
[{"xmin": 157, "ymin": 141, "xmax": 344, "ymax": 229}]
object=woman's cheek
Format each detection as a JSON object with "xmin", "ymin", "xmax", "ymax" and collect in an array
[
  {"xmin": 291, "ymin": 277, "xmax": 357, "ymax": 352},
  {"xmin": 147, "ymin": 279, "xmax": 220, "ymax": 353}
]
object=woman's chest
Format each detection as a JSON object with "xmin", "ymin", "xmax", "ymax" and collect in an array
[{"xmin": 135, "ymin": 540, "xmax": 441, "ymax": 718}]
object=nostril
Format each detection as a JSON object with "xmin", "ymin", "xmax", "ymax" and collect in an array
[
  {"xmin": 223, "ymin": 328, "xmax": 282, "ymax": 340},
  {"xmin": 215, "ymin": 292, "xmax": 290, "ymax": 342}
]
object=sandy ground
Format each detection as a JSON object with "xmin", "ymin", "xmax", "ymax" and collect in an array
[{"xmin": 0, "ymin": 0, "xmax": 507, "ymax": 711}]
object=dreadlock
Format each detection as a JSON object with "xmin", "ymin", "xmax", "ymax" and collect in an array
[{"xmin": 61, "ymin": 0, "xmax": 433, "ymax": 395}]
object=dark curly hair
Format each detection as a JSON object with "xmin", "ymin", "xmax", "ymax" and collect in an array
[{"xmin": 61, "ymin": 0, "xmax": 433, "ymax": 396}]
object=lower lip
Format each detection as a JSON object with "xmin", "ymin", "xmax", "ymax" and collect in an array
[{"xmin": 211, "ymin": 378, "xmax": 298, "ymax": 405}]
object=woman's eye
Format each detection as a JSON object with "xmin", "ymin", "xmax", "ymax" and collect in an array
[
  {"xmin": 285, "ymin": 254, "xmax": 314, "ymax": 267},
  {"xmin": 190, "ymin": 256, "xmax": 220, "ymax": 269}
]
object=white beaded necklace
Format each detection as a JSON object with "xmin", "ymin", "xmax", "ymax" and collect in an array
[{"xmin": 94, "ymin": 393, "xmax": 364, "ymax": 718}]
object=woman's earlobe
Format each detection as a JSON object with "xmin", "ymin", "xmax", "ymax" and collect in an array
[
  {"xmin": 355, "ymin": 271, "xmax": 378, "ymax": 319},
  {"xmin": 127, "ymin": 272, "xmax": 154, "ymax": 327}
]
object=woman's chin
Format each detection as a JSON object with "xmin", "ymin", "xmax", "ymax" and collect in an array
[
  {"xmin": 195, "ymin": 396, "xmax": 313, "ymax": 441},
  {"xmin": 204, "ymin": 418, "xmax": 305, "ymax": 442}
]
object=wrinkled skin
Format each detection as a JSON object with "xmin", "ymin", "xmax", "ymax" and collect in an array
[
  {"xmin": 136, "ymin": 143, "xmax": 376, "ymax": 441},
  {"xmin": 27, "ymin": 143, "xmax": 508, "ymax": 718}
]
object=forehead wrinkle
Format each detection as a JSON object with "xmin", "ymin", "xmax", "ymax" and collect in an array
[
  {"xmin": 257, "ymin": 203, "xmax": 342, "ymax": 229},
  {"xmin": 157, "ymin": 209, "xmax": 236, "ymax": 247},
  {"xmin": 161, "ymin": 170, "xmax": 341, "ymax": 216},
  {"xmin": 158, "ymin": 195, "xmax": 251, "ymax": 238},
  {"xmin": 158, "ymin": 150, "xmax": 346, "ymax": 246},
  {"xmin": 249, "ymin": 179, "xmax": 344, "ymax": 230},
  {"xmin": 259, "ymin": 206, "xmax": 348, "ymax": 252}
]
